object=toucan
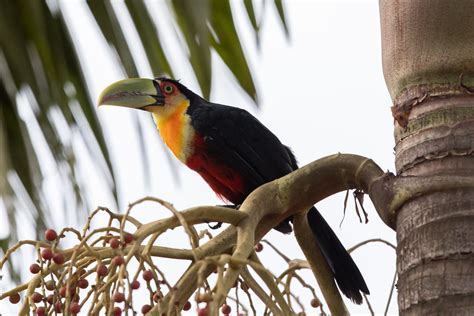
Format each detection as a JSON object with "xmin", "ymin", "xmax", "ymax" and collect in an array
[{"xmin": 98, "ymin": 77, "xmax": 369, "ymax": 303}]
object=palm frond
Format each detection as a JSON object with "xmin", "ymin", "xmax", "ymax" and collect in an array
[
  {"xmin": 0, "ymin": 0, "xmax": 288, "ymax": 268},
  {"xmin": 209, "ymin": 0, "xmax": 257, "ymax": 103},
  {"xmin": 170, "ymin": 0, "xmax": 212, "ymax": 98}
]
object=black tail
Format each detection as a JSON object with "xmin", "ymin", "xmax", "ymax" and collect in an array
[{"xmin": 307, "ymin": 207, "xmax": 369, "ymax": 304}]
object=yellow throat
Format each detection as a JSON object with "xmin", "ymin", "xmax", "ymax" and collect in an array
[{"xmin": 151, "ymin": 100, "xmax": 194, "ymax": 162}]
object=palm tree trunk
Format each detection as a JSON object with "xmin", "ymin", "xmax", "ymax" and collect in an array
[{"xmin": 379, "ymin": 0, "xmax": 474, "ymax": 314}]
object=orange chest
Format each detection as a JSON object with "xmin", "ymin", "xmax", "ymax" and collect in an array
[{"xmin": 153, "ymin": 104, "xmax": 194, "ymax": 162}]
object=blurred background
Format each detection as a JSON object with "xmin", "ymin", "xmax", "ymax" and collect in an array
[{"xmin": 0, "ymin": 0, "xmax": 396, "ymax": 314}]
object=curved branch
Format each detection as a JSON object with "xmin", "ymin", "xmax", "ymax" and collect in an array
[
  {"xmin": 251, "ymin": 153, "xmax": 386, "ymax": 239},
  {"xmin": 347, "ymin": 238, "xmax": 397, "ymax": 253},
  {"xmin": 240, "ymin": 267, "xmax": 281, "ymax": 315},
  {"xmin": 159, "ymin": 153, "xmax": 387, "ymax": 314},
  {"xmin": 135, "ymin": 206, "xmax": 247, "ymax": 246},
  {"xmin": 293, "ymin": 212, "xmax": 348, "ymax": 315}
]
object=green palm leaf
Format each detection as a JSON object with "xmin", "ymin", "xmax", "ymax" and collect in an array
[
  {"xmin": 88, "ymin": 1, "xmax": 139, "ymax": 78},
  {"xmin": 209, "ymin": 0, "xmax": 257, "ymax": 103},
  {"xmin": 170, "ymin": 0, "xmax": 212, "ymax": 98},
  {"xmin": 0, "ymin": 0, "xmax": 288, "ymax": 275}
]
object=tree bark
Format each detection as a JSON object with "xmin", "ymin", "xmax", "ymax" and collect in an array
[{"xmin": 380, "ymin": 1, "xmax": 474, "ymax": 314}]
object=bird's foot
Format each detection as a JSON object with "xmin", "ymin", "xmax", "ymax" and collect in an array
[
  {"xmin": 206, "ymin": 204, "xmax": 240, "ymax": 230},
  {"xmin": 206, "ymin": 221, "xmax": 223, "ymax": 230}
]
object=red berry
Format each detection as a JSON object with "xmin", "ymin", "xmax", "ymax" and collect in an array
[
  {"xmin": 54, "ymin": 301, "xmax": 62, "ymax": 313},
  {"xmin": 113, "ymin": 292, "xmax": 125, "ymax": 303},
  {"xmin": 124, "ymin": 233, "xmax": 134, "ymax": 244},
  {"xmin": 221, "ymin": 304, "xmax": 231, "ymax": 314},
  {"xmin": 31, "ymin": 292, "xmax": 43, "ymax": 303},
  {"xmin": 96, "ymin": 263, "xmax": 108, "ymax": 277},
  {"xmin": 109, "ymin": 238, "xmax": 120, "ymax": 249},
  {"xmin": 113, "ymin": 306, "xmax": 122, "ymax": 316},
  {"xmin": 36, "ymin": 306, "xmax": 46, "ymax": 316},
  {"xmin": 311, "ymin": 298, "xmax": 321, "ymax": 308},
  {"xmin": 182, "ymin": 301, "xmax": 191, "ymax": 311},
  {"xmin": 53, "ymin": 252, "xmax": 65, "ymax": 265},
  {"xmin": 131, "ymin": 280, "xmax": 140, "ymax": 290},
  {"xmin": 59, "ymin": 287, "xmax": 67, "ymax": 297},
  {"xmin": 9, "ymin": 293, "xmax": 20, "ymax": 304},
  {"xmin": 112, "ymin": 255, "xmax": 125, "ymax": 266},
  {"xmin": 41, "ymin": 248, "xmax": 53, "ymax": 260},
  {"xmin": 141, "ymin": 304, "xmax": 152, "ymax": 314},
  {"xmin": 197, "ymin": 307, "xmax": 209, "ymax": 316},
  {"xmin": 30, "ymin": 263, "xmax": 41, "ymax": 274},
  {"xmin": 45, "ymin": 280, "xmax": 55, "ymax": 291},
  {"xmin": 254, "ymin": 242, "xmax": 263, "ymax": 252},
  {"xmin": 70, "ymin": 302, "xmax": 81, "ymax": 314},
  {"xmin": 45, "ymin": 229, "xmax": 58, "ymax": 241},
  {"xmin": 142, "ymin": 270, "xmax": 153, "ymax": 282},
  {"xmin": 77, "ymin": 278, "xmax": 89, "ymax": 289},
  {"xmin": 46, "ymin": 294, "xmax": 54, "ymax": 304},
  {"xmin": 59, "ymin": 286, "xmax": 75, "ymax": 298}
]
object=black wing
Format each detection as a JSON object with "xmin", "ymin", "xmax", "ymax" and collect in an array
[{"xmin": 188, "ymin": 102, "xmax": 296, "ymax": 193}]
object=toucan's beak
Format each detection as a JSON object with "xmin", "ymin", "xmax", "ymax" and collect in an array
[{"xmin": 98, "ymin": 78, "xmax": 164, "ymax": 109}]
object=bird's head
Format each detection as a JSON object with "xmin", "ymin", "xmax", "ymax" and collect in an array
[
  {"xmin": 98, "ymin": 77, "xmax": 197, "ymax": 117},
  {"xmin": 98, "ymin": 77, "xmax": 200, "ymax": 162}
]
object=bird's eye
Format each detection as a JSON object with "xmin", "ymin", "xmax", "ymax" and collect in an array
[{"xmin": 163, "ymin": 84, "xmax": 174, "ymax": 94}]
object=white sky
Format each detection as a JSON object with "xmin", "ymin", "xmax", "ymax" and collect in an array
[{"xmin": 1, "ymin": 0, "xmax": 397, "ymax": 314}]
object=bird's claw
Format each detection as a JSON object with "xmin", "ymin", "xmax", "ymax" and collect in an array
[{"xmin": 207, "ymin": 221, "xmax": 223, "ymax": 230}]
